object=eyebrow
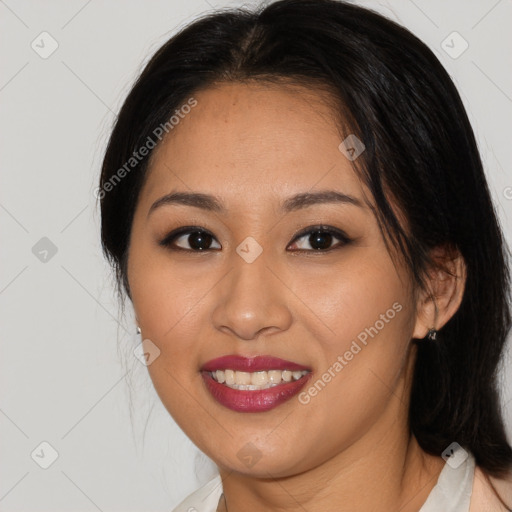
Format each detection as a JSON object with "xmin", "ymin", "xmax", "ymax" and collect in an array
[{"xmin": 147, "ymin": 189, "xmax": 364, "ymax": 218}]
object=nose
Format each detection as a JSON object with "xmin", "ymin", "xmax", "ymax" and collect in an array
[{"xmin": 211, "ymin": 250, "xmax": 293, "ymax": 341}]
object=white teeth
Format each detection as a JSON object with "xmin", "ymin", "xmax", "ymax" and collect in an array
[
  {"xmin": 268, "ymin": 370, "xmax": 282, "ymax": 384},
  {"xmin": 282, "ymin": 370, "xmax": 292, "ymax": 382},
  {"xmin": 224, "ymin": 369, "xmax": 235, "ymax": 385},
  {"xmin": 251, "ymin": 371, "xmax": 268, "ymax": 386},
  {"xmin": 236, "ymin": 371, "xmax": 251, "ymax": 385},
  {"xmin": 211, "ymin": 369, "xmax": 309, "ymax": 390}
]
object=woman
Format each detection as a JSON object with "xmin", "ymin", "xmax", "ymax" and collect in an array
[{"xmin": 98, "ymin": 0, "xmax": 512, "ymax": 510}]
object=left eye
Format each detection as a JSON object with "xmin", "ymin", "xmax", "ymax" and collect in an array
[
  {"xmin": 288, "ymin": 226, "xmax": 352, "ymax": 252},
  {"xmin": 159, "ymin": 227, "xmax": 221, "ymax": 251}
]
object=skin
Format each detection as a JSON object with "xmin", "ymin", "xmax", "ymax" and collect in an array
[{"xmin": 126, "ymin": 81, "xmax": 467, "ymax": 512}]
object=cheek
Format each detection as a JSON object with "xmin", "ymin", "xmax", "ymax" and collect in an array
[
  {"xmin": 289, "ymin": 253, "xmax": 411, "ymax": 351},
  {"xmin": 289, "ymin": 255, "xmax": 415, "ymax": 414},
  {"xmin": 290, "ymin": 306, "xmax": 413, "ymax": 461},
  {"xmin": 128, "ymin": 245, "xmax": 211, "ymax": 344},
  {"xmin": 128, "ymin": 252, "xmax": 208, "ymax": 419}
]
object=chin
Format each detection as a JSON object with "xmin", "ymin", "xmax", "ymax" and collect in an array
[{"xmin": 213, "ymin": 447, "xmax": 311, "ymax": 478}]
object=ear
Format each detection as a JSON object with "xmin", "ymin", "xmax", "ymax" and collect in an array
[{"xmin": 412, "ymin": 244, "xmax": 467, "ymax": 340}]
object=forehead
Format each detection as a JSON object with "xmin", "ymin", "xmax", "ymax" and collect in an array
[{"xmin": 142, "ymin": 81, "xmax": 367, "ymax": 208}]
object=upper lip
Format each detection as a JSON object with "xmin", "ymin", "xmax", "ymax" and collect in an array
[{"xmin": 201, "ymin": 355, "xmax": 311, "ymax": 373}]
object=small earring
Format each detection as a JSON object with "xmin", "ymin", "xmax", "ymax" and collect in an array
[
  {"xmin": 426, "ymin": 328, "xmax": 437, "ymax": 341},
  {"xmin": 136, "ymin": 325, "xmax": 141, "ymax": 335}
]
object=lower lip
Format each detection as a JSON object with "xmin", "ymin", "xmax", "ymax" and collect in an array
[{"xmin": 201, "ymin": 371, "xmax": 312, "ymax": 413}]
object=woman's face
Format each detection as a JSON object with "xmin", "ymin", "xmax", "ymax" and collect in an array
[{"xmin": 127, "ymin": 82, "xmax": 426, "ymax": 477}]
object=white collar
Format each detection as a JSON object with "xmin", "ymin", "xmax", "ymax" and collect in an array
[{"xmin": 419, "ymin": 451, "xmax": 475, "ymax": 512}]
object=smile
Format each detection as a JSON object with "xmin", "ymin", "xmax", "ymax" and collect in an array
[
  {"xmin": 210, "ymin": 369, "xmax": 309, "ymax": 390},
  {"xmin": 200, "ymin": 354, "xmax": 313, "ymax": 412}
]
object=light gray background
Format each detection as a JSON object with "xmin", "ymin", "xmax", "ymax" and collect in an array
[{"xmin": 1, "ymin": 0, "xmax": 511, "ymax": 510}]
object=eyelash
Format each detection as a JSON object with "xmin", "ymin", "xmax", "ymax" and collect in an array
[{"xmin": 158, "ymin": 225, "xmax": 352, "ymax": 254}]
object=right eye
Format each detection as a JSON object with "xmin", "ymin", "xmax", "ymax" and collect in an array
[{"xmin": 159, "ymin": 227, "xmax": 221, "ymax": 252}]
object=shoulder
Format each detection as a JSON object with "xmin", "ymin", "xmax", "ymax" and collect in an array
[
  {"xmin": 469, "ymin": 465, "xmax": 512, "ymax": 512},
  {"xmin": 171, "ymin": 475, "xmax": 223, "ymax": 512}
]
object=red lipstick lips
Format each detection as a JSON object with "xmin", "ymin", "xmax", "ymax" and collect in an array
[
  {"xmin": 200, "ymin": 355, "xmax": 312, "ymax": 413},
  {"xmin": 201, "ymin": 355, "xmax": 311, "ymax": 372}
]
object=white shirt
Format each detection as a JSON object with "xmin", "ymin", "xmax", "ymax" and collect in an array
[{"xmin": 171, "ymin": 452, "xmax": 477, "ymax": 512}]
